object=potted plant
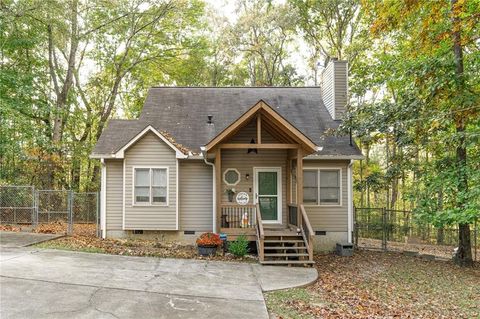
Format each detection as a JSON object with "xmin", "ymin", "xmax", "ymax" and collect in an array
[
  {"xmin": 225, "ymin": 188, "xmax": 236, "ymax": 202},
  {"xmin": 196, "ymin": 232, "xmax": 222, "ymax": 256}
]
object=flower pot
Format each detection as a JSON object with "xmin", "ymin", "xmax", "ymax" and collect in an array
[{"xmin": 198, "ymin": 245, "xmax": 217, "ymax": 256}]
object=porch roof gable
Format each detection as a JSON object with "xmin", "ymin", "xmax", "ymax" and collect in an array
[{"xmin": 204, "ymin": 100, "xmax": 318, "ymax": 153}]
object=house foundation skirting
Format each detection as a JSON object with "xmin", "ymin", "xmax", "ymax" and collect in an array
[
  {"xmin": 106, "ymin": 230, "xmax": 203, "ymax": 244},
  {"xmin": 313, "ymin": 232, "xmax": 348, "ymax": 252}
]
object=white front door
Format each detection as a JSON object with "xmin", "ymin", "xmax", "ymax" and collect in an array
[{"xmin": 254, "ymin": 167, "xmax": 282, "ymax": 224}]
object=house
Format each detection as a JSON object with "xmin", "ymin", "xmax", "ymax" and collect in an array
[{"xmin": 91, "ymin": 59, "xmax": 363, "ymax": 264}]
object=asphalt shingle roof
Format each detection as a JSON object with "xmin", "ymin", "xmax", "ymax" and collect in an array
[{"xmin": 92, "ymin": 87, "xmax": 362, "ymax": 157}]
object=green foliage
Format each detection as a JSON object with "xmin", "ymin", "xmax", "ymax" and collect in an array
[{"xmin": 228, "ymin": 235, "xmax": 249, "ymax": 257}]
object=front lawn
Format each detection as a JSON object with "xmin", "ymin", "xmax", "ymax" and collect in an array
[{"xmin": 265, "ymin": 250, "xmax": 480, "ymax": 319}]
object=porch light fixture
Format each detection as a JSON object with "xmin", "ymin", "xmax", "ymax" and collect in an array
[{"xmin": 247, "ymin": 138, "xmax": 257, "ymax": 154}]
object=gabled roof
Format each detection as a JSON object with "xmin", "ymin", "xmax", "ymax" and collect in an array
[
  {"xmin": 91, "ymin": 87, "xmax": 363, "ymax": 158},
  {"xmin": 205, "ymin": 100, "xmax": 318, "ymax": 153}
]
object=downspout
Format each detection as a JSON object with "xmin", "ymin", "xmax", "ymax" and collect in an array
[
  {"xmin": 200, "ymin": 147, "xmax": 216, "ymax": 232},
  {"xmin": 100, "ymin": 158, "xmax": 107, "ymax": 239},
  {"xmin": 347, "ymin": 159, "xmax": 354, "ymax": 243}
]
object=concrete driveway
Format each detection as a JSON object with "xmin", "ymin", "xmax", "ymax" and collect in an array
[{"xmin": 0, "ymin": 246, "xmax": 317, "ymax": 319}]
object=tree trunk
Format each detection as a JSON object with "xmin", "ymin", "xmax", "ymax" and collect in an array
[{"xmin": 451, "ymin": 0, "xmax": 472, "ymax": 266}]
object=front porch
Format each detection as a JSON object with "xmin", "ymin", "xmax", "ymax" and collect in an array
[{"xmin": 205, "ymin": 101, "xmax": 317, "ymax": 264}]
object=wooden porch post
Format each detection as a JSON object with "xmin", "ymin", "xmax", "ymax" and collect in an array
[
  {"xmin": 296, "ymin": 148, "xmax": 303, "ymax": 225},
  {"xmin": 215, "ymin": 149, "xmax": 221, "ymax": 233},
  {"xmin": 286, "ymin": 156, "xmax": 291, "ymax": 205}
]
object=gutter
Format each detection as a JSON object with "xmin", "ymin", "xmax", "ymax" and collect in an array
[
  {"xmin": 200, "ymin": 147, "xmax": 216, "ymax": 233},
  {"xmin": 100, "ymin": 158, "xmax": 107, "ymax": 239},
  {"xmin": 347, "ymin": 159, "xmax": 354, "ymax": 243}
]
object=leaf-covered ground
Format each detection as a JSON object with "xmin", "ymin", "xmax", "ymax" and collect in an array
[
  {"xmin": 35, "ymin": 233, "xmax": 257, "ymax": 262},
  {"xmin": 266, "ymin": 250, "xmax": 480, "ymax": 319}
]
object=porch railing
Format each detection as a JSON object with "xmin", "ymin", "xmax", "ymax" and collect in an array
[
  {"xmin": 255, "ymin": 203, "xmax": 265, "ymax": 261},
  {"xmin": 220, "ymin": 204, "xmax": 256, "ymax": 228},
  {"xmin": 288, "ymin": 203, "xmax": 314, "ymax": 261}
]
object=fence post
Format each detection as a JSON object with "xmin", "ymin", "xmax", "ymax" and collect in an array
[
  {"xmin": 34, "ymin": 189, "xmax": 39, "ymax": 228},
  {"xmin": 354, "ymin": 207, "xmax": 358, "ymax": 248},
  {"xmin": 67, "ymin": 191, "xmax": 73, "ymax": 235},
  {"xmin": 382, "ymin": 207, "xmax": 387, "ymax": 251},
  {"xmin": 96, "ymin": 191, "xmax": 100, "ymax": 238},
  {"xmin": 475, "ymin": 219, "xmax": 478, "ymax": 262}
]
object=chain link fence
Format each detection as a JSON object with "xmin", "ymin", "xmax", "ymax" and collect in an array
[
  {"xmin": 354, "ymin": 207, "xmax": 479, "ymax": 261},
  {"xmin": 0, "ymin": 185, "xmax": 99, "ymax": 236}
]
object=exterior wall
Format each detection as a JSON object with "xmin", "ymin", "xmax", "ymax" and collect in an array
[
  {"xmin": 303, "ymin": 160, "xmax": 349, "ymax": 233},
  {"xmin": 124, "ymin": 132, "xmax": 177, "ymax": 230},
  {"xmin": 105, "ymin": 159, "xmax": 123, "ymax": 231},
  {"xmin": 313, "ymin": 232, "xmax": 348, "ymax": 252},
  {"xmin": 221, "ymin": 149, "xmax": 288, "ymax": 224},
  {"xmin": 179, "ymin": 160, "xmax": 213, "ymax": 232},
  {"xmin": 321, "ymin": 60, "xmax": 348, "ymax": 120}
]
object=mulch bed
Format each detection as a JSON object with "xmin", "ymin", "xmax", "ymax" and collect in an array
[
  {"xmin": 35, "ymin": 232, "xmax": 257, "ymax": 262},
  {"xmin": 266, "ymin": 250, "xmax": 480, "ymax": 319}
]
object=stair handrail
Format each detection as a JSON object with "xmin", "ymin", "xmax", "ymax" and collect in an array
[
  {"xmin": 299, "ymin": 204, "xmax": 314, "ymax": 261},
  {"xmin": 256, "ymin": 203, "xmax": 264, "ymax": 239},
  {"xmin": 255, "ymin": 203, "xmax": 265, "ymax": 261}
]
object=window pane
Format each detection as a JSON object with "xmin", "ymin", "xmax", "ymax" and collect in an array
[
  {"xmin": 135, "ymin": 169, "xmax": 150, "ymax": 186},
  {"xmin": 135, "ymin": 186, "xmax": 149, "ymax": 203},
  {"xmin": 303, "ymin": 171, "xmax": 318, "ymax": 204},
  {"xmin": 258, "ymin": 172, "xmax": 277, "ymax": 195},
  {"xmin": 303, "ymin": 171, "xmax": 317, "ymax": 187},
  {"xmin": 152, "ymin": 186, "xmax": 167, "ymax": 203},
  {"xmin": 303, "ymin": 187, "xmax": 318, "ymax": 203},
  {"xmin": 152, "ymin": 169, "xmax": 167, "ymax": 186},
  {"xmin": 320, "ymin": 170, "xmax": 339, "ymax": 187},
  {"xmin": 320, "ymin": 187, "xmax": 340, "ymax": 204}
]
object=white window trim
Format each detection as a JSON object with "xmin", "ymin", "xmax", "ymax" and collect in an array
[
  {"xmin": 223, "ymin": 168, "xmax": 241, "ymax": 186},
  {"xmin": 302, "ymin": 167, "xmax": 342, "ymax": 207},
  {"xmin": 132, "ymin": 165, "xmax": 169, "ymax": 207}
]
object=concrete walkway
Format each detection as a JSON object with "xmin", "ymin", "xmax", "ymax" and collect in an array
[
  {"xmin": 0, "ymin": 231, "xmax": 63, "ymax": 248},
  {"xmin": 0, "ymin": 247, "xmax": 317, "ymax": 319}
]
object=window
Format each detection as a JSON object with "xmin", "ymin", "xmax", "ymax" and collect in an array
[
  {"xmin": 303, "ymin": 169, "xmax": 341, "ymax": 205},
  {"xmin": 223, "ymin": 168, "xmax": 240, "ymax": 186},
  {"xmin": 303, "ymin": 170, "xmax": 318, "ymax": 203},
  {"xmin": 134, "ymin": 167, "xmax": 168, "ymax": 205}
]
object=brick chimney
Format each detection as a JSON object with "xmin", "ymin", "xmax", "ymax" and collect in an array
[{"xmin": 321, "ymin": 59, "xmax": 348, "ymax": 120}]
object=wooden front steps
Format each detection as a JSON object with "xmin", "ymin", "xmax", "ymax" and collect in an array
[{"xmin": 259, "ymin": 227, "xmax": 314, "ymax": 266}]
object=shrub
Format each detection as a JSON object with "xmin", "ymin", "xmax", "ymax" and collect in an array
[
  {"xmin": 196, "ymin": 232, "xmax": 222, "ymax": 247},
  {"xmin": 228, "ymin": 235, "xmax": 249, "ymax": 257}
]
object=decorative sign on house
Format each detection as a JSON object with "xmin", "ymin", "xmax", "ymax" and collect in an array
[{"xmin": 235, "ymin": 192, "xmax": 249, "ymax": 205}]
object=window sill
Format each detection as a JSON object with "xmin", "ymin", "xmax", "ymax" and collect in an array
[
  {"xmin": 132, "ymin": 203, "xmax": 169, "ymax": 207},
  {"xmin": 303, "ymin": 203, "xmax": 342, "ymax": 208}
]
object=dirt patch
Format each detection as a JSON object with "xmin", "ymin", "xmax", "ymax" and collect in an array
[{"xmin": 266, "ymin": 250, "xmax": 480, "ymax": 319}]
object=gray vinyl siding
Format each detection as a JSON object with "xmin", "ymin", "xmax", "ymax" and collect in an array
[
  {"xmin": 303, "ymin": 160, "xmax": 349, "ymax": 232},
  {"xmin": 105, "ymin": 159, "xmax": 123, "ymax": 230},
  {"xmin": 334, "ymin": 62, "xmax": 348, "ymax": 118},
  {"xmin": 221, "ymin": 149, "xmax": 288, "ymax": 225},
  {"xmin": 124, "ymin": 132, "xmax": 177, "ymax": 230},
  {"xmin": 321, "ymin": 60, "xmax": 347, "ymax": 120},
  {"xmin": 179, "ymin": 160, "xmax": 213, "ymax": 232}
]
